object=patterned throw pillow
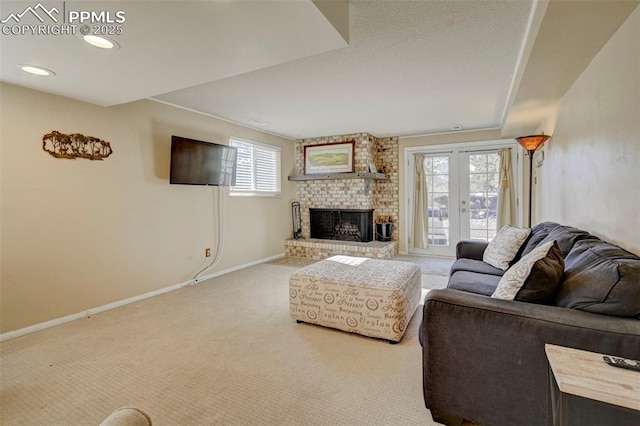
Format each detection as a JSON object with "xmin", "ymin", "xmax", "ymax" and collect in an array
[
  {"xmin": 492, "ymin": 241, "xmax": 564, "ymax": 303},
  {"xmin": 483, "ymin": 225, "xmax": 531, "ymax": 271}
]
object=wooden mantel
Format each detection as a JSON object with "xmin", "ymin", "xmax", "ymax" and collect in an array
[
  {"xmin": 288, "ymin": 172, "xmax": 389, "ymax": 194},
  {"xmin": 287, "ymin": 172, "xmax": 389, "ymax": 181}
]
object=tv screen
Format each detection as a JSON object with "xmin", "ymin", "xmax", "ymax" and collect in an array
[{"xmin": 170, "ymin": 136, "xmax": 237, "ymax": 186}]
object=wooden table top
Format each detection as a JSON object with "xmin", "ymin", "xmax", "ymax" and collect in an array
[{"xmin": 545, "ymin": 344, "xmax": 640, "ymax": 411}]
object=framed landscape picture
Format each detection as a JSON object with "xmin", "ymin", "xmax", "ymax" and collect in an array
[{"xmin": 304, "ymin": 141, "xmax": 355, "ymax": 174}]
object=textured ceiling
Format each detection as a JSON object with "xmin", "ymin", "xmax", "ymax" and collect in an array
[
  {"xmin": 2, "ymin": 0, "xmax": 637, "ymax": 140},
  {"xmin": 155, "ymin": 0, "xmax": 534, "ymax": 138},
  {"xmin": 0, "ymin": 0, "xmax": 347, "ymax": 106}
]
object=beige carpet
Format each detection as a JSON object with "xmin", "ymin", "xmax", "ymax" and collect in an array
[
  {"xmin": 265, "ymin": 256, "xmax": 319, "ymax": 268},
  {"xmin": 0, "ymin": 263, "xmax": 446, "ymax": 426},
  {"xmin": 267, "ymin": 255, "xmax": 454, "ymax": 277},
  {"xmin": 393, "ymin": 255, "xmax": 455, "ymax": 277}
]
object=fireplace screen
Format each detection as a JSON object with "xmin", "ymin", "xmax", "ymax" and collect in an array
[{"xmin": 309, "ymin": 208, "xmax": 374, "ymax": 242}]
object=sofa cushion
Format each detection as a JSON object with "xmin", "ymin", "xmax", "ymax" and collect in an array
[
  {"xmin": 535, "ymin": 225, "xmax": 593, "ymax": 257},
  {"xmin": 447, "ymin": 271, "xmax": 500, "ymax": 296},
  {"xmin": 492, "ymin": 241, "xmax": 564, "ymax": 304},
  {"xmin": 555, "ymin": 240, "xmax": 640, "ymax": 318},
  {"xmin": 483, "ymin": 225, "xmax": 531, "ymax": 270},
  {"xmin": 519, "ymin": 221, "xmax": 561, "ymax": 257},
  {"xmin": 519, "ymin": 222, "xmax": 594, "ymax": 258},
  {"xmin": 450, "ymin": 258, "xmax": 505, "ymax": 277}
]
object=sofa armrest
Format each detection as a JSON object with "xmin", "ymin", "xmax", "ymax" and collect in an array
[
  {"xmin": 420, "ymin": 289, "xmax": 640, "ymax": 426},
  {"xmin": 455, "ymin": 240, "xmax": 488, "ymax": 260}
]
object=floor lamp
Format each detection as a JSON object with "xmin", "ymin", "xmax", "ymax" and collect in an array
[{"xmin": 516, "ymin": 133, "xmax": 551, "ymax": 227}]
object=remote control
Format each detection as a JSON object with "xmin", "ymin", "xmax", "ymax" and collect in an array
[{"xmin": 603, "ymin": 355, "xmax": 640, "ymax": 372}]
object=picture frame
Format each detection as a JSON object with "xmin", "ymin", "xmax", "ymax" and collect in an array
[{"xmin": 304, "ymin": 141, "xmax": 355, "ymax": 174}]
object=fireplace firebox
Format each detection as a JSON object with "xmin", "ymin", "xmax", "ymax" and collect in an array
[{"xmin": 309, "ymin": 208, "xmax": 374, "ymax": 242}]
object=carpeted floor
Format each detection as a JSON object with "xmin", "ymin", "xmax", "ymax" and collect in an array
[
  {"xmin": 267, "ymin": 255, "xmax": 455, "ymax": 277},
  {"xmin": 393, "ymin": 255, "xmax": 455, "ymax": 276},
  {"xmin": 265, "ymin": 256, "xmax": 319, "ymax": 268},
  {"xmin": 0, "ymin": 263, "xmax": 447, "ymax": 426}
]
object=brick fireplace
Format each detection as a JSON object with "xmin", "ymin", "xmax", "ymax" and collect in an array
[{"xmin": 285, "ymin": 132, "xmax": 399, "ymax": 259}]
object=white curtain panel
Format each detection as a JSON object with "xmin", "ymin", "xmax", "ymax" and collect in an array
[
  {"xmin": 412, "ymin": 153, "xmax": 429, "ymax": 249},
  {"xmin": 496, "ymin": 148, "xmax": 516, "ymax": 229}
]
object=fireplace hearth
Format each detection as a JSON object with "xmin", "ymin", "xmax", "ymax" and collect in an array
[{"xmin": 309, "ymin": 208, "xmax": 374, "ymax": 242}]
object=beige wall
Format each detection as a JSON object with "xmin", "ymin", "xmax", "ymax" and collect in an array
[
  {"xmin": 0, "ymin": 83, "xmax": 295, "ymax": 333},
  {"xmin": 535, "ymin": 7, "xmax": 639, "ymax": 255}
]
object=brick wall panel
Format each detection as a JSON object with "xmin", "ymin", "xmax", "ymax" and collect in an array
[{"xmin": 294, "ymin": 133, "xmax": 399, "ymax": 250}]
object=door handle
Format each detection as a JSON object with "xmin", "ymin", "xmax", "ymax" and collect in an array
[{"xmin": 461, "ymin": 208, "xmax": 467, "ymax": 213}]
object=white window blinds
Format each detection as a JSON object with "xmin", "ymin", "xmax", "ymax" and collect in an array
[{"xmin": 229, "ymin": 138, "xmax": 281, "ymax": 196}]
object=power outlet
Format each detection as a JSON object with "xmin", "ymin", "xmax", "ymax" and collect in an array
[{"xmin": 205, "ymin": 248, "xmax": 211, "ymax": 258}]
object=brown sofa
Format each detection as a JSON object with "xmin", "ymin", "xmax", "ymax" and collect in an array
[{"xmin": 419, "ymin": 222, "xmax": 640, "ymax": 425}]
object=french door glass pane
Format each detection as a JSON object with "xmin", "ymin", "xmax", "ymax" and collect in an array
[
  {"xmin": 469, "ymin": 153, "xmax": 500, "ymax": 241},
  {"xmin": 425, "ymin": 156, "xmax": 450, "ymax": 246}
]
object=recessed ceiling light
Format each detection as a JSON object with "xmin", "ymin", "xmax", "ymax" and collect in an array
[
  {"xmin": 452, "ymin": 125, "xmax": 463, "ymax": 131},
  {"xmin": 83, "ymin": 35, "xmax": 119, "ymax": 49},
  {"xmin": 20, "ymin": 65, "xmax": 55, "ymax": 76},
  {"xmin": 250, "ymin": 119, "xmax": 270, "ymax": 126}
]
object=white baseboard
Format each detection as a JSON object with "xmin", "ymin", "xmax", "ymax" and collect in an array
[
  {"xmin": 0, "ymin": 252, "xmax": 286, "ymax": 343},
  {"xmin": 194, "ymin": 252, "xmax": 285, "ymax": 283}
]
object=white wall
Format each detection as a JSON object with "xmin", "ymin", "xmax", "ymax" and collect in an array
[
  {"xmin": 536, "ymin": 6, "xmax": 640, "ymax": 254},
  {"xmin": 0, "ymin": 83, "xmax": 295, "ymax": 333}
]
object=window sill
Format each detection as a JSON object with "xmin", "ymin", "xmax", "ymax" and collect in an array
[{"xmin": 230, "ymin": 192, "xmax": 281, "ymax": 198}]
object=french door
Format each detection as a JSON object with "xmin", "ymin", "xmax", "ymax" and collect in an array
[{"xmin": 407, "ymin": 142, "xmax": 519, "ymax": 257}]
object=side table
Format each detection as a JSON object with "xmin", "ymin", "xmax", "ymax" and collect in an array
[{"xmin": 545, "ymin": 344, "xmax": 640, "ymax": 426}]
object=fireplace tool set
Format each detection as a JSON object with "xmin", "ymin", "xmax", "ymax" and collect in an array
[{"xmin": 291, "ymin": 202, "xmax": 302, "ymax": 239}]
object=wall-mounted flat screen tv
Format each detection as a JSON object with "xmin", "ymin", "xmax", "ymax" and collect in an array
[{"xmin": 170, "ymin": 136, "xmax": 237, "ymax": 186}]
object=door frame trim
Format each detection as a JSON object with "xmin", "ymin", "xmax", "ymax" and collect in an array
[{"xmin": 403, "ymin": 139, "xmax": 523, "ymax": 257}]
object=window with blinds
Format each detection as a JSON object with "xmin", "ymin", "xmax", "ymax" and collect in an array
[{"xmin": 229, "ymin": 137, "xmax": 281, "ymax": 196}]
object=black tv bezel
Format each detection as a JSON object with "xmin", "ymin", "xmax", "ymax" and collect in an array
[{"xmin": 169, "ymin": 135, "xmax": 237, "ymax": 186}]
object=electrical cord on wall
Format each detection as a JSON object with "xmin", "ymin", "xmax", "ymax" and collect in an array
[{"xmin": 193, "ymin": 186, "xmax": 226, "ymax": 282}]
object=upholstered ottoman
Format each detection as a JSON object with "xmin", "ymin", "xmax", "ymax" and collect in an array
[{"xmin": 289, "ymin": 255, "xmax": 422, "ymax": 342}]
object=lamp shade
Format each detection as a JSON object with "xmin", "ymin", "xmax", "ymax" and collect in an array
[{"xmin": 516, "ymin": 134, "xmax": 551, "ymax": 152}]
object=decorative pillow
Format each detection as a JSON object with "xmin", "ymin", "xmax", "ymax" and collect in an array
[
  {"xmin": 492, "ymin": 241, "xmax": 564, "ymax": 303},
  {"xmin": 483, "ymin": 225, "xmax": 531, "ymax": 271}
]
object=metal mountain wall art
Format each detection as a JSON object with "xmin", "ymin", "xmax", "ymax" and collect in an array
[{"xmin": 42, "ymin": 131, "xmax": 113, "ymax": 160}]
